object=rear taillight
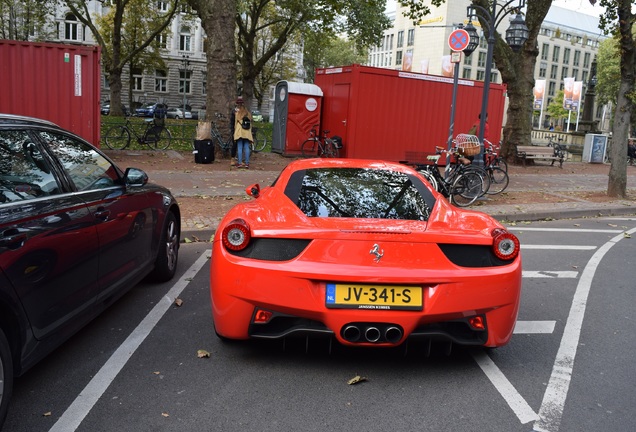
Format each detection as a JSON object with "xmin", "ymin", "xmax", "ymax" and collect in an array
[
  {"xmin": 222, "ymin": 219, "xmax": 251, "ymax": 251},
  {"xmin": 491, "ymin": 228, "xmax": 520, "ymax": 261}
]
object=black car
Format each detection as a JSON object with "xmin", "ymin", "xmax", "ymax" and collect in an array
[
  {"xmin": 0, "ymin": 114, "xmax": 181, "ymax": 428},
  {"xmin": 101, "ymin": 103, "xmax": 129, "ymax": 116},
  {"xmin": 135, "ymin": 102, "xmax": 168, "ymax": 118}
]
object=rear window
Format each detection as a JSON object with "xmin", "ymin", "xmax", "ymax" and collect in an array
[{"xmin": 289, "ymin": 167, "xmax": 432, "ymax": 220}]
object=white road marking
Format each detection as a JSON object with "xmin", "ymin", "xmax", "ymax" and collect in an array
[
  {"xmin": 49, "ymin": 252, "xmax": 210, "ymax": 432},
  {"xmin": 521, "ymin": 245, "xmax": 596, "ymax": 250},
  {"xmin": 522, "ymin": 271, "xmax": 578, "ymax": 278},
  {"xmin": 533, "ymin": 226, "xmax": 636, "ymax": 432},
  {"xmin": 508, "ymin": 227, "xmax": 623, "ymax": 233},
  {"xmin": 514, "ymin": 321, "xmax": 556, "ymax": 334},
  {"xmin": 471, "ymin": 350, "xmax": 540, "ymax": 424}
]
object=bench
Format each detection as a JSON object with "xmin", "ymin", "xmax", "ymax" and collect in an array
[{"xmin": 516, "ymin": 145, "xmax": 564, "ymax": 168}]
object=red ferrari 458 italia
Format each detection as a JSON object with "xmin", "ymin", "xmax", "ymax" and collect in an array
[{"xmin": 210, "ymin": 158, "xmax": 521, "ymax": 349}]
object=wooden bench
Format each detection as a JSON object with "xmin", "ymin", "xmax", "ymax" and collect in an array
[{"xmin": 516, "ymin": 145, "xmax": 564, "ymax": 168}]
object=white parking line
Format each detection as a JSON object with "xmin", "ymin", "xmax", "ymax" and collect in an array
[
  {"xmin": 533, "ymin": 226, "xmax": 636, "ymax": 432},
  {"xmin": 521, "ymin": 245, "xmax": 596, "ymax": 250},
  {"xmin": 508, "ymin": 227, "xmax": 623, "ymax": 233},
  {"xmin": 49, "ymin": 252, "xmax": 210, "ymax": 432},
  {"xmin": 522, "ymin": 271, "xmax": 578, "ymax": 278},
  {"xmin": 514, "ymin": 321, "xmax": 556, "ymax": 334}
]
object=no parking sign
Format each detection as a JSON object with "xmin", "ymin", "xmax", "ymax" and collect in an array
[{"xmin": 448, "ymin": 29, "xmax": 470, "ymax": 51}]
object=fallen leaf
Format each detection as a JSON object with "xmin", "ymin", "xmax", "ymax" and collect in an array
[
  {"xmin": 197, "ymin": 349, "xmax": 211, "ymax": 358},
  {"xmin": 153, "ymin": 371, "xmax": 161, "ymax": 375},
  {"xmin": 608, "ymin": 223, "xmax": 617, "ymax": 227},
  {"xmin": 174, "ymin": 298, "xmax": 183, "ymax": 307},
  {"xmin": 162, "ymin": 412, "xmax": 170, "ymax": 417},
  {"xmin": 191, "ymin": 235, "xmax": 201, "ymax": 242},
  {"xmin": 43, "ymin": 412, "xmax": 52, "ymax": 417},
  {"xmin": 347, "ymin": 375, "xmax": 368, "ymax": 385},
  {"xmin": 573, "ymin": 223, "xmax": 580, "ymax": 227},
  {"xmin": 624, "ymin": 233, "xmax": 631, "ymax": 238},
  {"xmin": 183, "ymin": 238, "xmax": 192, "ymax": 244}
]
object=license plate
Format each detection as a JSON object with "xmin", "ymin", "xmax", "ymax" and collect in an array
[{"xmin": 325, "ymin": 283, "xmax": 422, "ymax": 311}]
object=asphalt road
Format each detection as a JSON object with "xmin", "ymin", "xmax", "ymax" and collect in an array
[{"xmin": 4, "ymin": 216, "xmax": 636, "ymax": 432}]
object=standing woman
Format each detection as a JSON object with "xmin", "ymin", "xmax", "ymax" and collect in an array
[{"xmin": 233, "ymin": 101, "xmax": 253, "ymax": 169}]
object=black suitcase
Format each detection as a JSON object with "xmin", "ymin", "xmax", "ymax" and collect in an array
[{"xmin": 193, "ymin": 139, "xmax": 214, "ymax": 164}]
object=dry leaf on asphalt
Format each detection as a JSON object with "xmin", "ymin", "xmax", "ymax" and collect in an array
[
  {"xmin": 162, "ymin": 412, "xmax": 170, "ymax": 417},
  {"xmin": 43, "ymin": 412, "xmax": 52, "ymax": 417},
  {"xmin": 197, "ymin": 349, "xmax": 211, "ymax": 358},
  {"xmin": 347, "ymin": 375, "xmax": 368, "ymax": 385},
  {"xmin": 174, "ymin": 298, "xmax": 183, "ymax": 307},
  {"xmin": 624, "ymin": 232, "xmax": 631, "ymax": 238}
]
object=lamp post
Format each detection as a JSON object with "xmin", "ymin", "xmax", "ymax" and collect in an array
[
  {"xmin": 180, "ymin": 55, "xmax": 191, "ymax": 114},
  {"xmin": 463, "ymin": 0, "xmax": 528, "ymax": 166}
]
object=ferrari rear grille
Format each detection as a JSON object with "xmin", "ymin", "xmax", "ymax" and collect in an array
[
  {"xmin": 228, "ymin": 238, "xmax": 311, "ymax": 261},
  {"xmin": 438, "ymin": 244, "xmax": 513, "ymax": 267}
]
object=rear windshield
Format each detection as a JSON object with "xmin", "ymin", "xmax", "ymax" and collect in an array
[{"xmin": 287, "ymin": 167, "xmax": 433, "ymax": 220}]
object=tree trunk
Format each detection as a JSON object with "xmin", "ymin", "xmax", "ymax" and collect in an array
[{"xmin": 607, "ymin": 0, "xmax": 634, "ymax": 198}]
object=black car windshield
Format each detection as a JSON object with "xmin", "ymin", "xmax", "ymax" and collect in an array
[{"xmin": 288, "ymin": 167, "xmax": 433, "ymax": 220}]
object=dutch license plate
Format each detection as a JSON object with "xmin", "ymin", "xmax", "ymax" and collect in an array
[{"xmin": 325, "ymin": 283, "xmax": 422, "ymax": 311}]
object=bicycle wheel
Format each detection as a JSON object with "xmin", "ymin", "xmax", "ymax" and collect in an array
[
  {"xmin": 252, "ymin": 129, "xmax": 267, "ymax": 152},
  {"xmin": 495, "ymin": 156, "xmax": 508, "ymax": 172},
  {"xmin": 325, "ymin": 140, "xmax": 339, "ymax": 158},
  {"xmin": 301, "ymin": 139, "xmax": 317, "ymax": 157},
  {"xmin": 450, "ymin": 171, "xmax": 483, "ymax": 207},
  {"xmin": 103, "ymin": 125, "xmax": 131, "ymax": 150},
  {"xmin": 417, "ymin": 169, "xmax": 439, "ymax": 192},
  {"xmin": 485, "ymin": 167, "xmax": 509, "ymax": 195},
  {"xmin": 463, "ymin": 166, "xmax": 490, "ymax": 196},
  {"xmin": 145, "ymin": 127, "xmax": 172, "ymax": 150}
]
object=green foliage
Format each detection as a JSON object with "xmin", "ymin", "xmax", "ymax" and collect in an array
[
  {"xmin": 546, "ymin": 90, "xmax": 570, "ymax": 122},
  {"xmin": 0, "ymin": 0, "xmax": 57, "ymax": 41},
  {"xmin": 303, "ymin": 33, "xmax": 368, "ymax": 81},
  {"xmin": 397, "ymin": 0, "xmax": 446, "ymax": 25},
  {"xmin": 596, "ymin": 36, "xmax": 621, "ymax": 106}
]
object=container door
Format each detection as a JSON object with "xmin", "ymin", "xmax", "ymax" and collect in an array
[{"xmin": 272, "ymin": 82, "xmax": 289, "ymax": 154}]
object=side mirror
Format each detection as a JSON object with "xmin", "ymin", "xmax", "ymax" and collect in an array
[
  {"xmin": 124, "ymin": 167, "xmax": 148, "ymax": 187},
  {"xmin": 246, "ymin": 183, "xmax": 260, "ymax": 198}
]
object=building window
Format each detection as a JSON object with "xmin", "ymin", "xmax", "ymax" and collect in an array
[
  {"xmin": 180, "ymin": 70, "xmax": 192, "ymax": 94},
  {"xmin": 552, "ymin": 46, "xmax": 560, "ymax": 62},
  {"xmin": 132, "ymin": 68, "xmax": 143, "ymax": 91},
  {"xmin": 463, "ymin": 54, "xmax": 472, "ymax": 65},
  {"xmin": 490, "ymin": 71, "xmax": 498, "ymax": 83},
  {"xmin": 407, "ymin": 29, "xmax": 414, "ymax": 46},
  {"xmin": 573, "ymin": 50, "xmax": 580, "ymax": 66},
  {"xmin": 103, "ymin": 75, "xmax": 110, "ymax": 90},
  {"xmin": 476, "ymin": 70, "xmax": 485, "ymax": 80},
  {"xmin": 550, "ymin": 64, "xmax": 558, "ymax": 79},
  {"xmin": 397, "ymin": 31, "xmax": 404, "ymax": 48},
  {"xmin": 572, "ymin": 69, "xmax": 578, "ymax": 80},
  {"xmin": 157, "ymin": 1, "xmax": 168, "ymax": 12},
  {"xmin": 583, "ymin": 52, "xmax": 591, "ymax": 68},
  {"xmin": 561, "ymin": 67, "xmax": 569, "ymax": 80},
  {"xmin": 582, "ymin": 70, "xmax": 588, "ymax": 83},
  {"xmin": 477, "ymin": 51, "xmax": 486, "ymax": 68},
  {"xmin": 202, "ymin": 72, "xmax": 206, "ymax": 95},
  {"xmin": 548, "ymin": 81, "xmax": 556, "ymax": 96},
  {"xmin": 396, "ymin": 50, "xmax": 402, "ymax": 66},
  {"xmin": 563, "ymin": 48, "xmax": 570, "ymax": 64},
  {"xmin": 180, "ymin": 26, "xmax": 191, "ymax": 51},
  {"xmin": 539, "ymin": 62, "xmax": 547, "ymax": 78},
  {"xmin": 155, "ymin": 70, "xmax": 167, "ymax": 92},
  {"xmin": 541, "ymin": 43, "xmax": 549, "ymax": 60},
  {"xmin": 462, "ymin": 68, "xmax": 471, "ymax": 79},
  {"xmin": 156, "ymin": 32, "xmax": 168, "ymax": 49},
  {"xmin": 64, "ymin": 13, "xmax": 79, "ymax": 41},
  {"xmin": 389, "ymin": 34, "xmax": 394, "ymax": 50}
]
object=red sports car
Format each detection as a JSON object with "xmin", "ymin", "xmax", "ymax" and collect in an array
[{"xmin": 210, "ymin": 159, "xmax": 521, "ymax": 349}]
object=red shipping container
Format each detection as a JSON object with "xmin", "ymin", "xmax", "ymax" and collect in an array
[
  {"xmin": 0, "ymin": 40, "xmax": 101, "ymax": 145},
  {"xmin": 314, "ymin": 64, "xmax": 507, "ymax": 162},
  {"xmin": 272, "ymin": 81, "xmax": 323, "ymax": 156}
]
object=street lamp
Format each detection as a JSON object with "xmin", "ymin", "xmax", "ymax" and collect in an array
[
  {"xmin": 180, "ymin": 55, "xmax": 191, "ymax": 114},
  {"xmin": 464, "ymin": 0, "xmax": 528, "ymax": 166}
]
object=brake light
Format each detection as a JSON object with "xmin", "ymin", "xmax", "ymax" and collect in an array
[
  {"xmin": 491, "ymin": 228, "xmax": 520, "ymax": 260},
  {"xmin": 468, "ymin": 315, "xmax": 486, "ymax": 330},
  {"xmin": 222, "ymin": 219, "xmax": 251, "ymax": 251},
  {"xmin": 253, "ymin": 309, "xmax": 273, "ymax": 324}
]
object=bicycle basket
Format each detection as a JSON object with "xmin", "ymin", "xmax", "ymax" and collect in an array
[
  {"xmin": 153, "ymin": 116, "xmax": 165, "ymax": 127},
  {"xmin": 455, "ymin": 134, "xmax": 481, "ymax": 156}
]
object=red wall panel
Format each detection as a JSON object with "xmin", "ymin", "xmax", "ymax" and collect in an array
[
  {"xmin": 315, "ymin": 64, "xmax": 507, "ymax": 163},
  {"xmin": 0, "ymin": 40, "xmax": 101, "ymax": 145}
]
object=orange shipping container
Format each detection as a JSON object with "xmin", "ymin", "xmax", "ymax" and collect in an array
[{"xmin": 314, "ymin": 64, "xmax": 506, "ymax": 162}]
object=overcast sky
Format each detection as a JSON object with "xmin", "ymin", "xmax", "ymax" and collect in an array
[{"xmin": 385, "ymin": 1, "xmax": 606, "ymax": 17}]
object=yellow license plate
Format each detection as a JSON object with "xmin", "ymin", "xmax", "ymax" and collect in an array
[{"xmin": 325, "ymin": 283, "xmax": 422, "ymax": 310}]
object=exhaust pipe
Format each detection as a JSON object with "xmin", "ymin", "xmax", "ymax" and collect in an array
[
  {"xmin": 342, "ymin": 325, "xmax": 361, "ymax": 342},
  {"xmin": 364, "ymin": 327, "xmax": 381, "ymax": 343},
  {"xmin": 384, "ymin": 326, "xmax": 403, "ymax": 343}
]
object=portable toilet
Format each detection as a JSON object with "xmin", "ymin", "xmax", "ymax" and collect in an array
[{"xmin": 272, "ymin": 81, "xmax": 323, "ymax": 156}]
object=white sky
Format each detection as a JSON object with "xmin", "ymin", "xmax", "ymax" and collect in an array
[{"xmin": 385, "ymin": 1, "xmax": 606, "ymax": 16}]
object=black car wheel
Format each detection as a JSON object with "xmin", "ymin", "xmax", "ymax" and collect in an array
[
  {"xmin": 148, "ymin": 211, "xmax": 179, "ymax": 282},
  {"xmin": 0, "ymin": 328, "xmax": 14, "ymax": 430}
]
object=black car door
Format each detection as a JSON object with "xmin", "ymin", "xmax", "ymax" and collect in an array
[
  {"xmin": 38, "ymin": 131, "xmax": 156, "ymax": 305},
  {"xmin": 0, "ymin": 129, "xmax": 100, "ymax": 341}
]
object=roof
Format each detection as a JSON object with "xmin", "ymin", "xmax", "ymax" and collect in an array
[
  {"xmin": 282, "ymin": 81, "xmax": 324, "ymax": 97},
  {"xmin": 544, "ymin": 5, "xmax": 605, "ymax": 37}
]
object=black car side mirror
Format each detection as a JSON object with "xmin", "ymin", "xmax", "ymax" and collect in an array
[{"xmin": 124, "ymin": 167, "xmax": 148, "ymax": 187}]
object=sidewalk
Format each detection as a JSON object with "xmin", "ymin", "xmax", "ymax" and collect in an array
[{"xmin": 107, "ymin": 150, "xmax": 636, "ymax": 238}]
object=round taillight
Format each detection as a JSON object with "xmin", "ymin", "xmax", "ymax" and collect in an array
[
  {"xmin": 491, "ymin": 228, "xmax": 520, "ymax": 260},
  {"xmin": 222, "ymin": 219, "xmax": 251, "ymax": 251}
]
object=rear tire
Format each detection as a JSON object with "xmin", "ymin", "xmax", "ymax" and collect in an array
[
  {"xmin": 417, "ymin": 169, "xmax": 439, "ymax": 192},
  {"xmin": 451, "ymin": 171, "xmax": 482, "ymax": 207},
  {"xmin": 147, "ymin": 212, "xmax": 179, "ymax": 282},
  {"xmin": 301, "ymin": 139, "xmax": 317, "ymax": 157},
  {"xmin": 0, "ymin": 328, "xmax": 14, "ymax": 430},
  {"xmin": 103, "ymin": 125, "xmax": 131, "ymax": 150},
  {"xmin": 485, "ymin": 167, "xmax": 509, "ymax": 195},
  {"xmin": 145, "ymin": 127, "xmax": 172, "ymax": 150}
]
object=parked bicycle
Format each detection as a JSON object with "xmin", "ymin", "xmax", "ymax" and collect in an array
[
  {"xmin": 414, "ymin": 146, "xmax": 485, "ymax": 207},
  {"xmin": 484, "ymin": 139, "xmax": 508, "ymax": 172},
  {"xmin": 103, "ymin": 116, "xmax": 172, "ymax": 150},
  {"xmin": 251, "ymin": 126, "xmax": 267, "ymax": 153},
  {"xmin": 301, "ymin": 124, "xmax": 341, "ymax": 157},
  {"xmin": 547, "ymin": 135, "xmax": 567, "ymax": 160}
]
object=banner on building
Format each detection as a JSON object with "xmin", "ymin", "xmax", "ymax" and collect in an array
[
  {"xmin": 571, "ymin": 81, "xmax": 583, "ymax": 111},
  {"xmin": 563, "ymin": 77, "xmax": 575, "ymax": 110},
  {"xmin": 533, "ymin": 79, "xmax": 545, "ymax": 110}
]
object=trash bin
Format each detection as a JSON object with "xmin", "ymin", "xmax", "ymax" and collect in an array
[{"xmin": 193, "ymin": 139, "xmax": 214, "ymax": 164}]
